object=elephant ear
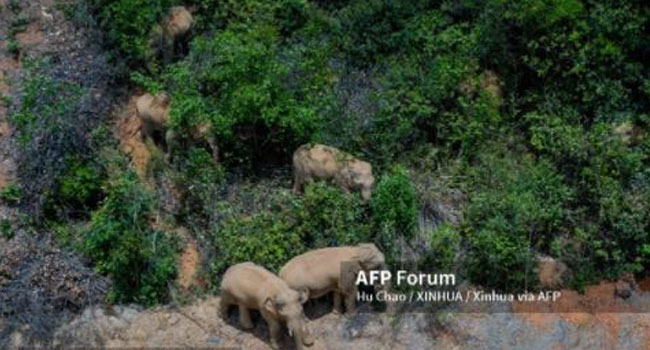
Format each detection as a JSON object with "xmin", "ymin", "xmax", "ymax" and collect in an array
[
  {"xmin": 340, "ymin": 260, "xmax": 362, "ymax": 292},
  {"xmin": 264, "ymin": 296, "xmax": 281, "ymax": 316},
  {"xmin": 298, "ymin": 288, "xmax": 309, "ymax": 304}
]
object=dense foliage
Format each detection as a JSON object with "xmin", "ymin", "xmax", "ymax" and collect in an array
[
  {"xmin": 12, "ymin": 0, "xmax": 649, "ymax": 305},
  {"xmin": 208, "ymin": 183, "xmax": 372, "ymax": 280},
  {"xmin": 372, "ymin": 166, "xmax": 418, "ymax": 265},
  {"xmin": 84, "ymin": 171, "xmax": 177, "ymax": 305}
]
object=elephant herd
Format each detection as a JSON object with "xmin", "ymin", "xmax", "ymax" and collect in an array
[
  {"xmin": 135, "ymin": 10, "xmax": 377, "ymax": 201},
  {"xmin": 220, "ymin": 243, "xmax": 388, "ymax": 350},
  {"xmin": 136, "ymin": 89, "xmax": 375, "ymax": 199},
  {"xmin": 136, "ymin": 9, "xmax": 385, "ymax": 349},
  {"xmin": 136, "ymin": 94, "xmax": 376, "ymax": 202}
]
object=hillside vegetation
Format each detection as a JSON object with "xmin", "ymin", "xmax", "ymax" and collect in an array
[{"xmin": 7, "ymin": 0, "xmax": 649, "ymax": 306}]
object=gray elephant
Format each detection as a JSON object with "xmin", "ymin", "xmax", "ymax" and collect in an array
[
  {"xmin": 149, "ymin": 6, "xmax": 194, "ymax": 63},
  {"xmin": 279, "ymin": 244, "xmax": 387, "ymax": 314},
  {"xmin": 135, "ymin": 92, "xmax": 218, "ymax": 162},
  {"xmin": 292, "ymin": 144, "xmax": 375, "ymax": 202},
  {"xmin": 220, "ymin": 262, "xmax": 314, "ymax": 349}
]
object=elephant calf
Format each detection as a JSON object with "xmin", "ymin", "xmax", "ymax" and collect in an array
[
  {"xmin": 220, "ymin": 262, "xmax": 314, "ymax": 350},
  {"xmin": 292, "ymin": 144, "xmax": 375, "ymax": 202},
  {"xmin": 279, "ymin": 243, "xmax": 386, "ymax": 314},
  {"xmin": 135, "ymin": 92, "xmax": 218, "ymax": 162}
]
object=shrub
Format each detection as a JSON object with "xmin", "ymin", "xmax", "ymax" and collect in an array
[
  {"xmin": 84, "ymin": 171, "xmax": 177, "ymax": 305},
  {"xmin": 294, "ymin": 183, "xmax": 371, "ymax": 247},
  {"xmin": 1, "ymin": 219, "xmax": 15, "ymax": 240},
  {"xmin": 426, "ymin": 223, "xmax": 462, "ymax": 272},
  {"xmin": 46, "ymin": 159, "xmax": 105, "ymax": 216},
  {"xmin": 334, "ymin": 0, "xmax": 438, "ymax": 66},
  {"xmin": 185, "ymin": 0, "xmax": 309, "ymax": 34},
  {"xmin": 162, "ymin": 23, "xmax": 321, "ymax": 167},
  {"xmin": 210, "ymin": 212, "xmax": 305, "ymax": 279},
  {"xmin": 175, "ymin": 147, "xmax": 225, "ymax": 222},
  {"xmin": 207, "ymin": 182, "xmax": 372, "ymax": 286},
  {"xmin": 466, "ymin": 227, "xmax": 535, "ymax": 291},
  {"xmin": 0, "ymin": 184, "xmax": 21, "ymax": 205},
  {"xmin": 463, "ymin": 150, "xmax": 573, "ymax": 291},
  {"xmin": 321, "ymin": 9, "xmax": 492, "ymax": 163},
  {"xmin": 371, "ymin": 166, "xmax": 417, "ymax": 266},
  {"xmin": 87, "ymin": 0, "xmax": 176, "ymax": 64}
]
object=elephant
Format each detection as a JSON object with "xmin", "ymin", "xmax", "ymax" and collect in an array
[
  {"xmin": 135, "ymin": 92, "xmax": 218, "ymax": 162},
  {"xmin": 220, "ymin": 262, "xmax": 314, "ymax": 350},
  {"xmin": 149, "ymin": 6, "xmax": 194, "ymax": 63},
  {"xmin": 165, "ymin": 6, "xmax": 194, "ymax": 39},
  {"xmin": 292, "ymin": 144, "xmax": 375, "ymax": 202},
  {"xmin": 279, "ymin": 243, "xmax": 387, "ymax": 314}
]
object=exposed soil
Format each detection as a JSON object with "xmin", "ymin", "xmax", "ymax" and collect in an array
[
  {"xmin": 0, "ymin": 36, "xmax": 19, "ymax": 191},
  {"xmin": 113, "ymin": 94, "xmax": 153, "ymax": 179},
  {"xmin": 177, "ymin": 228, "xmax": 202, "ymax": 291},
  {"xmin": 15, "ymin": 23, "xmax": 44, "ymax": 49},
  {"xmin": 639, "ymin": 277, "xmax": 650, "ymax": 292}
]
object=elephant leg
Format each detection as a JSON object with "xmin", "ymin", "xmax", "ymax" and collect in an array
[
  {"xmin": 141, "ymin": 120, "xmax": 153, "ymax": 141},
  {"xmin": 292, "ymin": 176, "xmax": 303, "ymax": 193},
  {"xmin": 344, "ymin": 291, "xmax": 357, "ymax": 314},
  {"xmin": 164, "ymin": 128, "xmax": 176, "ymax": 163},
  {"xmin": 238, "ymin": 304, "xmax": 254, "ymax": 329},
  {"xmin": 261, "ymin": 310, "xmax": 282, "ymax": 349},
  {"xmin": 333, "ymin": 292, "xmax": 343, "ymax": 315}
]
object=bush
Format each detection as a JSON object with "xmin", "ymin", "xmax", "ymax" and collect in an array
[
  {"xmin": 463, "ymin": 150, "xmax": 573, "ymax": 291},
  {"xmin": 185, "ymin": 0, "xmax": 309, "ymax": 34},
  {"xmin": 211, "ymin": 212, "xmax": 304, "ymax": 278},
  {"xmin": 371, "ymin": 166, "xmax": 417, "ymax": 266},
  {"xmin": 46, "ymin": 159, "xmax": 105, "ymax": 216},
  {"xmin": 1, "ymin": 219, "xmax": 15, "ymax": 240},
  {"xmin": 334, "ymin": 0, "xmax": 437, "ymax": 66},
  {"xmin": 0, "ymin": 184, "xmax": 21, "ymax": 205},
  {"xmin": 163, "ymin": 24, "xmax": 320, "ymax": 167},
  {"xmin": 207, "ymin": 182, "xmax": 372, "ymax": 286},
  {"xmin": 84, "ymin": 171, "xmax": 177, "ymax": 305},
  {"xmin": 295, "ymin": 183, "xmax": 371, "ymax": 247},
  {"xmin": 426, "ymin": 223, "xmax": 462, "ymax": 272},
  {"xmin": 175, "ymin": 147, "xmax": 225, "ymax": 220},
  {"xmin": 87, "ymin": 0, "xmax": 176, "ymax": 65}
]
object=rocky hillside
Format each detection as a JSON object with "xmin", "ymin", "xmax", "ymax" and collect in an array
[{"xmin": 1, "ymin": 0, "xmax": 650, "ymax": 349}]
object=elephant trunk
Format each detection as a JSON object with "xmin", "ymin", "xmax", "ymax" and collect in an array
[
  {"xmin": 361, "ymin": 186, "xmax": 372, "ymax": 203},
  {"xmin": 288, "ymin": 320, "xmax": 313, "ymax": 349}
]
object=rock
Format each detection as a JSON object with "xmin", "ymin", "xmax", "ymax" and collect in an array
[{"xmin": 537, "ymin": 254, "xmax": 568, "ymax": 288}]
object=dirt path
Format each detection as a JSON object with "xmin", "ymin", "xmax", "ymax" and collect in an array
[{"xmin": 0, "ymin": 1, "xmax": 20, "ymax": 193}]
